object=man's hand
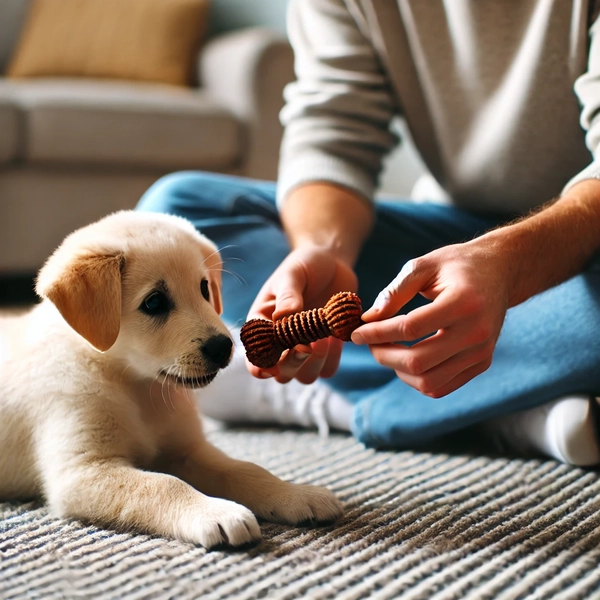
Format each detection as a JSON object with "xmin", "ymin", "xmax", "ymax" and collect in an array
[
  {"xmin": 245, "ymin": 181, "xmax": 373, "ymax": 384},
  {"xmin": 351, "ymin": 239, "xmax": 511, "ymax": 398},
  {"xmin": 352, "ymin": 179, "xmax": 600, "ymax": 398},
  {"xmin": 246, "ymin": 245, "xmax": 358, "ymax": 384}
]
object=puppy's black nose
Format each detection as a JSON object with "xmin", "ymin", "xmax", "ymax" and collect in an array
[{"xmin": 202, "ymin": 334, "xmax": 233, "ymax": 369}]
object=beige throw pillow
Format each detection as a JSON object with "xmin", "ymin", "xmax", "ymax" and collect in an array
[{"xmin": 7, "ymin": 0, "xmax": 209, "ymax": 87}]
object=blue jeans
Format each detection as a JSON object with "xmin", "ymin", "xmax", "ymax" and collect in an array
[{"xmin": 137, "ymin": 171, "xmax": 600, "ymax": 448}]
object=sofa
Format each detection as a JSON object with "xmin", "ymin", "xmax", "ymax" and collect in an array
[{"xmin": 0, "ymin": 0, "xmax": 294, "ymax": 277}]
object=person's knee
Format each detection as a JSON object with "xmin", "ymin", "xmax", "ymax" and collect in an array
[{"xmin": 136, "ymin": 170, "xmax": 236, "ymax": 216}]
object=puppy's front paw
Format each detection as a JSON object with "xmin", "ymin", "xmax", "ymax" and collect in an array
[
  {"xmin": 255, "ymin": 483, "xmax": 343, "ymax": 526},
  {"xmin": 190, "ymin": 497, "xmax": 262, "ymax": 548}
]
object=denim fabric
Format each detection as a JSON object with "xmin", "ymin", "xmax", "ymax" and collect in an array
[{"xmin": 137, "ymin": 171, "xmax": 600, "ymax": 448}]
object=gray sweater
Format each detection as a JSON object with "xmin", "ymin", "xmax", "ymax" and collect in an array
[{"xmin": 277, "ymin": 0, "xmax": 600, "ymax": 215}]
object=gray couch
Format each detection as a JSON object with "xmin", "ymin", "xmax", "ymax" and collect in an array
[{"xmin": 0, "ymin": 1, "xmax": 294, "ymax": 276}]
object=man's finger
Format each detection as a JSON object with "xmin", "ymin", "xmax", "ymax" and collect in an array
[
  {"xmin": 353, "ymin": 289, "xmax": 459, "ymax": 345},
  {"xmin": 362, "ymin": 259, "xmax": 432, "ymax": 322},
  {"xmin": 367, "ymin": 320, "xmax": 492, "ymax": 377},
  {"xmin": 294, "ymin": 350, "xmax": 328, "ymax": 384},
  {"xmin": 248, "ymin": 263, "xmax": 307, "ymax": 321},
  {"xmin": 275, "ymin": 344, "xmax": 312, "ymax": 383},
  {"xmin": 396, "ymin": 360, "xmax": 490, "ymax": 398},
  {"xmin": 271, "ymin": 267, "xmax": 307, "ymax": 319},
  {"xmin": 425, "ymin": 361, "xmax": 492, "ymax": 397},
  {"xmin": 320, "ymin": 337, "xmax": 343, "ymax": 378}
]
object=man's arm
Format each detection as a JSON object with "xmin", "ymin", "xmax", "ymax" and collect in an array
[
  {"xmin": 277, "ymin": 0, "xmax": 398, "ymax": 208},
  {"xmin": 483, "ymin": 179, "xmax": 600, "ymax": 309},
  {"xmin": 280, "ymin": 182, "xmax": 374, "ymax": 270}
]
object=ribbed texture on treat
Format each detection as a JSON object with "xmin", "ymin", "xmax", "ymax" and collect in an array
[
  {"xmin": 275, "ymin": 309, "xmax": 332, "ymax": 347},
  {"xmin": 241, "ymin": 292, "xmax": 363, "ymax": 368},
  {"xmin": 3, "ymin": 422, "xmax": 600, "ymax": 600}
]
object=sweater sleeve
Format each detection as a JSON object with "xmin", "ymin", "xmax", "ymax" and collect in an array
[
  {"xmin": 564, "ymin": 15, "xmax": 600, "ymax": 194},
  {"xmin": 276, "ymin": 0, "xmax": 399, "ymax": 207}
]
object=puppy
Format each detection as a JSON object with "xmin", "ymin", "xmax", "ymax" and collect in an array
[{"xmin": 0, "ymin": 211, "xmax": 342, "ymax": 548}]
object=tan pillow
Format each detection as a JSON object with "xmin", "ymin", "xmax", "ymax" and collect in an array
[{"xmin": 6, "ymin": 0, "xmax": 209, "ymax": 86}]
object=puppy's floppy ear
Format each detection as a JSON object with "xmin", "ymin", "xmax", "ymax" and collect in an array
[
  {"xmin": 198, "ymin": 237, "xmax": 223, "ymax": 315},
  {"xmin": 37, "ymin": 252, "xmax": 125, "ymax": 352},
  {"xmin": 209, "ymin": 272, "xmax": 223, "ymax": 316}
]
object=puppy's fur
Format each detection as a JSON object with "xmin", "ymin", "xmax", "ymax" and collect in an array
[{"xmin": 0, "ymin": 211, "xmax": 342, "ymax": 548}]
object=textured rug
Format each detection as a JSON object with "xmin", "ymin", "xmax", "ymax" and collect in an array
[{"xmin": 2, "ymin": 420, "xmax": 600, "ymax": 600}]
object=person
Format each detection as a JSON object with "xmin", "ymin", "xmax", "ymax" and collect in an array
[{"xmin": 137, "ymin": 0, "xmax": 600, "ymax": 466}]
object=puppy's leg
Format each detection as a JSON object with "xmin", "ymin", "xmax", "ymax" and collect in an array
[
  {"xmin": 167, "ymin": 441, "xmax": 343, "ymax": 526},
  {"xmin": 43, "ymin": 461, "xmax": 261, "ymax": 548}
]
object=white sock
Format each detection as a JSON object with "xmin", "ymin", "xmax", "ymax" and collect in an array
[
  {"xmin": 324, "ymin": 392, "xmax": 353, "ymax": 431},
  {"xmin": 484, "ymin": 395, "xmax": 600, "ymax": 466},
  {"xmin": 198, "ymin": 331, "xmax": 353, "ymax": 435}
]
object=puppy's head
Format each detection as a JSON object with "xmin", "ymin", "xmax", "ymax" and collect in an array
[{"xmin": 36, "ymin": 211, "xmax": 232, "ymax": 388}]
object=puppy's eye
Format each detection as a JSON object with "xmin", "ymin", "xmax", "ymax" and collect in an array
[
  {"xmin": 200, "ymin": 278, "xmax": 210, "ymax": 301},
  {"xmin": 140, "ymin": 291, "xmax": 171, "ymax": 316}
]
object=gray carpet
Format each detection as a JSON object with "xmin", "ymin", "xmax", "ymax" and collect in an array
[{"xmin": 2, "ymin": 420, "xmax": 600, "ymax": 600}]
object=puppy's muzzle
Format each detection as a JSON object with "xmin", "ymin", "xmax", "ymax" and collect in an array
[
  {"xmin": 160, "ymin": 334, "xmax": 233, "ymax": 389},
  {"xmin": 202, "ymin": 334, "xmax": 233, "ymax": 371}
]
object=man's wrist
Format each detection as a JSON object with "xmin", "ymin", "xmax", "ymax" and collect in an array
[
  {"xmin": 478, "ymin": 180, "xmax": 600, "ymax": 306},
  {"xmin": 280, "ymin": 182, "xmax": 374, "ymax": 266}
]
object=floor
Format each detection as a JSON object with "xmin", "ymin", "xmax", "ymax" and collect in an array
[{"xmin": 2, "ymin": 422, "xmax": 600, "ymax": 600}]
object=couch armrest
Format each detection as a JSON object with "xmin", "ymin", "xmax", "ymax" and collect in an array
[{"xmin": 199, "ymin": 27, "xmax": 294, "ymax": 181}]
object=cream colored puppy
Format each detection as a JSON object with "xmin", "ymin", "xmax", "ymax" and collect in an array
[{"xmin": 0, "ymin": 211, "xmax": 342, "ymax": 548}]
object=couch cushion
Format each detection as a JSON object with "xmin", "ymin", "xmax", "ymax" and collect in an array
[
  {"xmin": 7, "ymin": 0, "xmax": 209, "ymax": 87},
  {"xmin": 7, "ymin": 79, "xmax": 242, "ymax": 170},
  {"xmin": 0, "ymin": 94, "xmax": 20, "ymax": 163}
]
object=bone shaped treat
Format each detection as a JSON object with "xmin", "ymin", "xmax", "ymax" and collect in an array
[{"xmin": 240, "ymin": 291, "xmax": 363, "ymax": 369}]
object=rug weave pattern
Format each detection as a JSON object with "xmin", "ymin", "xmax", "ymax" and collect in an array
[{"xmin": 2, "ymin": 423, "xmax": 600, "ymax": 600}]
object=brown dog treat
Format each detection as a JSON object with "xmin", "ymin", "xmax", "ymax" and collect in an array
[{"xmin": 240, "ymin": 291, "xmax": 363, "ymax": 369}]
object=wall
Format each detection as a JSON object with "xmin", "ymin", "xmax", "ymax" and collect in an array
[{"xmin": 209, "ymin": 0, "xmax": 288, "ymax": 36}]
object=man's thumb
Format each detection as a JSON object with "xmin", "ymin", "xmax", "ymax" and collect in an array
[
  {"xmin": 273, "ymin": 291, "xmax": 305, "ymax": 320},
  {"xmin": 362, "ymin": 260, "xmax": 424, "ymax": 321}
]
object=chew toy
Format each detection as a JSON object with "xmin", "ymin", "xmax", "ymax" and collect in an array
[{"xmin": 240, "ymin": 291, "xmax": 363, "ymax": 369}]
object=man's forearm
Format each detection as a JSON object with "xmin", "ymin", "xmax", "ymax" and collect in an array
[
  {"xmin": 476, "ymin": 178, "xmax": 600, "ymax": 307},
  {"xmin": 280, "ymin": 183, "xmax": 375, "ymax": 266}
]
